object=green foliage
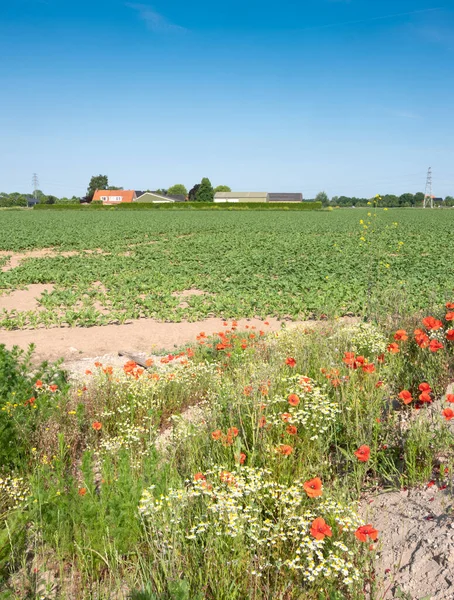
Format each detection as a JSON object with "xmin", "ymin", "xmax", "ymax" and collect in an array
[
  {"xmin": 0, "ymin": 208, "xmax": 451, "ymax": 331},
  {"xmin": 214, "ymin": 185, "xmax": 231, "ymax": 193},
  {"xmin": 0, "ymin": 193, "xmax": 28, "ymax": 208},
  {"xmin": 187, "ymin": 184, "xmax": 199, "ymax": 201},
  {"xmin": 0, "ymin": 345, "xmax": 67, "ymax": 469},
  {"xmin": 86, "ymin": 175, "xmax": 109, "ymax": 201},
  {"xmin": 34, "ymin": 201, "xmax": 322, "ymax": 211},
  {"xmin": 195, "ymin": 177, "xmax": 214, "ymax": 203},
  {"xmin": 167, "ymin": 184, "xmax": 188, "ymax": 196},
  {"xmin": 315, "ymin": 191, "xmax": 329, "ymax": 206}
]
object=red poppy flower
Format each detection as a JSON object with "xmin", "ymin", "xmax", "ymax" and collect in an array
[
  {"xmin": 49, "ymin": 384, "xmax": 58, "ymax": 392},
  {"xmin": 35, "ymin": 380, "xmax": 43, "ymax": 388},
  {"xmin": 94, "ymin": 361, "xmax": 102, "ymax": 368},
  {"xmin": 211, "ymin": 429, "xmax": 222, "ymax": 441},
  {"xmin": 343, "ymin": 352, "xmax": 357, "ymax": 368},
  {"xmin": 442, "ymin": 408, "xmax": 454, "ymax": 421},
  {"xmin": 303, "ymin": 477, "xmax": 323, "ymax": 498},
  {"xmin": 264, "ymin": 321, "xmax": 270, "ymax": 326},
  {"xmin": 85, "ymin": 369, "xmax": 92, "ymax": 375},
  {"xmin": 377, "ymin": 353, "xmax": 385, "ymax": 363},
  {"xmin": 422, "ymin": 316, "xmax": 443, "ymax": 330},
  {"xmin": 375, "ymin": 380, "xmax": 384, "ymax": 388},
  {"xmin": 398, "ymin": 390, "xmax": 413, "ymax": 405},
  {"xmin": 354, "ymin": 445, "xmax": 371, "ymax": 462},
  {"xmin": 387, "ymin": 343, "xmax": 400, "ymax": 354},
  {"xmin": 286, "ymin": 425, "xmax": 297, "ymax": 435},
  {"xmin": 394, "ymin": 330, "xmax": 408, "ymax": 341},
  {"xmin": 286, "ymin": 357, "xmax": 296, "ymax": 368},
  {"xmin": 419, "ymin": 391, "xmax": 432, "ymax": 403},
  {"xmin": 419, "ymin": 382, "xmax": 432, "ymax": 393},
  {"xmin": 414, "ymin": 329, "xmax": 430, "ymax": 348},
  {"xmin": 237, "ymin": 452, "xmax": 246, "ymax": 465},
  {"xmin": 281, "ymin": 412, "xmax": 292, "ymax": 422},
  {"xmin": 429, "ymin": 339, "xmax": 443, "ymax": 353},
  {"xmin": 362, "ymin": 363, "xmax": 375, "ymax": 373},
  {"xmin": 355, "ymin": 524, "xmax": 378, "ymax": 542},
  {"xmin": 92, "ymin": 421, "xmax": 102, "ymax": 431},
  {"xmin": 446, "ymin": 330, "xmax": 454, "ymax": 341},
  {"xmin": 445, "ymin": 312, "xmax": 454, "ymax": 321},
  {"xmin": 310, "ymin": 517, "xmax": 332, "ymax": 540},
  {"xmin": 446, "ymin": 302, "xmax": 454, "ymax": 310},
  {"xmin": 288, "ymin": 394, "xmax": 300, "ymax": 407},
  {"xmin": 227, "ymin": 427, "xmax": 239, "ymax": 438},
  {"xmin": 276, "ymin": 444, "xmax": 293, "ymax": 456},
  {"xmin": 194, "ymin": 472, "xmax": 206, "ymax": 482},
  {"xmin": 78, "ymin": 487, "xmax": 87, "ymax": 496},
  {"xmin": 446, "ymin": 394, "xmax": 454, "ymax": 403},
  {"xmin": 258, "ymin": 416, "xmax": 267, "ymax": 428},
  {"xmin": 356, "ymin": 355, "xmax": 365, "ymax": 365}
]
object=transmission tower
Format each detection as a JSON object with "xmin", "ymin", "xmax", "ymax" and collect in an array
[
  {"xmin": 423, "ymin": 167, "xmax": 433, "ymax": 208},
  {"xmin": 32, "ymin": 173, "xmax": 39, "ymax": 200}
]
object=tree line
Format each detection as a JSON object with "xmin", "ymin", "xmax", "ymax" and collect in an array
[
  {"xmin": 2, "ymin": 176, "xmax": 454, "ymax": 208},
  {"xmin": 313, "ymin": 191, "xmax": 454, "ymax": 207}
]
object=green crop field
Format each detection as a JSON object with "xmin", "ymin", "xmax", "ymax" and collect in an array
[{"xmin": 0, "ymin": 208, "xmax": 453, "ymax": 328}]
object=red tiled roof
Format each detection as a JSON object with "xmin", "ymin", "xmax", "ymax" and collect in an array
[{"xmin": 92, "ymin": 190, "xmax": 136, "ymax": 203}]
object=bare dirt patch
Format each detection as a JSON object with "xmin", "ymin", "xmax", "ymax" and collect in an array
[
  {"xmin": 0, "ymin": 249, "xmax": 113, "ymax": 273},
  {"xmin": 0, "ymin": 317, "xmax": 300, "ymax": 365},
  {"xmin": 171, "ymin": 289, "xmax": 207, "ymax": 298},
  {"xmin": 0, "ymin": 249, "xmax": 80, "ymax": 272},
  {"xmin": 0, "ymin": 284, "xmax": 55, "ymax": 312},
  {"xmin": 364, "ymin": 486, "xmax": 454, "ymax": 599}
]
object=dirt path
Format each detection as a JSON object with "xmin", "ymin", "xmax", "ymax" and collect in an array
[{"xmin": 0, "ymin": 317, "xmax": 302, "ymax": 364}]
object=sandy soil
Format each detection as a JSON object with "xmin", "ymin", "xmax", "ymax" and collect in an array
[
  {"xmin": 0, "ymin": 284, "xmax": 55, "ymax": 311},
  {"xmin": 0, "ymin": 248, "xmax": 109, "ymax": 272},
  {"xmin": 364, "ymin": 485, "xmax": 454, "ymax": 600},
  {"xmin": 0, "ymin": 316, "xmax": 299, "ymax": 364}
]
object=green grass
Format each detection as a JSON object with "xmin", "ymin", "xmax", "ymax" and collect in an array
[
  {"xmin": 1, "ymin": 311, "xmax": 454, "ymax": 599},
  {"xmin": 0, "ymin": 209, "xmax": 453, "ymax": 329}
]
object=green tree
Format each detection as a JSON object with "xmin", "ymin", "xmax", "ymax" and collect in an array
[
  {"xmin": 214, "ymin": 185, "xmax": 231, "ymax": 193},
  {"xmin": 154, "ymin": 188, "xmax": 168, "ymax": 196},
  {"xmin": 399, "ymin": 193, "xmax": 414, "ymax": 207},
  {"xmin": 196, "ymin": 178, "xmax": 214, "ymax": 203},
  {"xmin": 86, "ymin": 175, "xmax": 109, "ymax": 201},
  {"xmin": 414, "ymin": 192, "xmax": 425, "ymax": 206},
  {"xmin": 188, "ymin": 184, "xmax": 200, "ymax": 201},
  {"xmin": 167, "ymin": 184, "xmax": 188, "ymax": 196},
  {"xmin": 315, "ymin": 191, "xmax": 329, "ymax": 206},
  {"xmin": 444, "ymin": 196, "xmax": 454, "ymax": 207}
]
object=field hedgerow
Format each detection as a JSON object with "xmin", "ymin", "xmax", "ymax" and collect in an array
[{"xmin": 1, "ymin": 305, "xmax": 454, "ymax": 598}]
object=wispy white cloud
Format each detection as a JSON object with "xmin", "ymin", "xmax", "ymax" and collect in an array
[
  {"xmin": 298, "ymin": 7, "xmax": 443, "ymax": 32},
  {"xmin": 389, "ymin": 109, "xmax": 422, "ymax": 120},
  {"xmin": 126, "ymin": 3, "xmax": 186, "ymax": 33}
]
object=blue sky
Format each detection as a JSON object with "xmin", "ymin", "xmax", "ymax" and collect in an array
[{"xmin": 1, "ymin": 0, "xmax": 453, "ymax": 198}]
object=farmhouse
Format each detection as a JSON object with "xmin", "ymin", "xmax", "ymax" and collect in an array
[
  {"xmin": 92, "ymin": 190, "xmax": 136, "ymax": 205},
  {"xmin": 135, "ymin": 192, "xmax": 186, "ymax": 203},
  {"xmin": 214, "ymin": 192, "xmax": 268, "ymax": 203}
]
